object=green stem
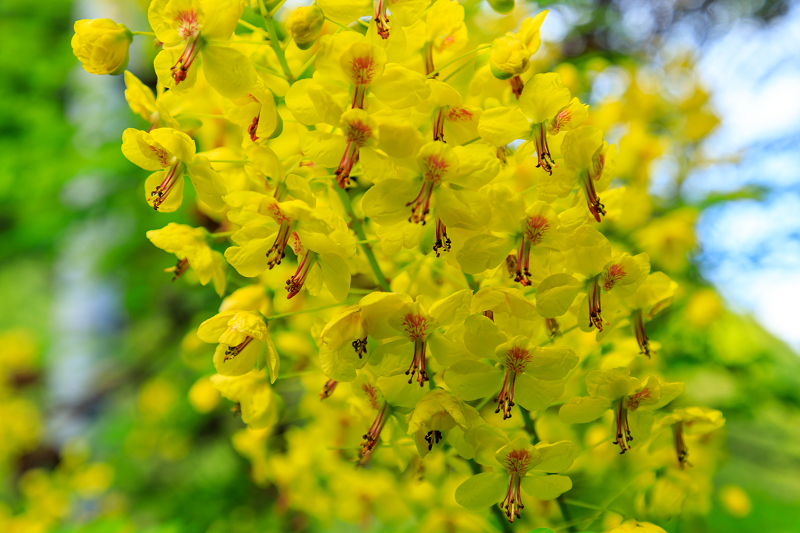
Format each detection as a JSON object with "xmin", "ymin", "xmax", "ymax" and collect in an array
[
  {"xmin": 238, "ymin": 19, "xmax": 268, "ymax": 34},
  {"xmin": 268, "ymin": 0, "xmax": 288, "ymax": 15},
  {"xmin": 275, "ymin": 369, "xmax": 321, "ymax": 380},
  {"xmin": 334, "ymin": 187, "xmax": 391, "ymax": 292},
  {"xmin": 460, "ymin": 137, "xmax": 481, "ymax": 146},
  {"xmin": 443, "ymin": 59, "xmax": 473, "ymax": 82},
  {"xmin": 426, "ymin": 44, "xmax": 490, "ymax": 79},
  {"xmin": 257, "ymin": 0, "xmax": 294, "ymax": 81},
  {"xmin": 463, "ymin": 272, "xmax": 480, "ymax": 293},
  {"xmin": 540, "ymin": 324, "xmax": 578, "ymax": 346},
  {"xmin": 254, "ymin": 62, "xmax": 286, "ymax": 78},
  {"xmin": 209, "ymin": 39, "xmax": 268, "ymax": 45},
  {"xmin": 209, "ymin": 231, "xmax": 235, "ymax": 238},
  {"xmin": 520, "ymin": 408, "xmax": 538, "ymax": 443},
  {"xmin": 130, "ymin": 31, "xmax": 156, "ymax": 37},
  {"xmin": 177, "ymin": 113, "xmax": 227, "ymax": 120},
  {"xmin": 266, "ymin": 300, "xmax": 356, "ymax": 321},
  {"xmin": 557, "ymin": 496, "xmax": 577, "ymax": 533}
]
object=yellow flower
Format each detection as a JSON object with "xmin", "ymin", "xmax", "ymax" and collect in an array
[
  {"xmin": 71, "ymin": 19, "xmax": 132, "ymax": 75},
  {"xmin": 146, "ymin": 223, "xmax": 227, "ymax": 296}
]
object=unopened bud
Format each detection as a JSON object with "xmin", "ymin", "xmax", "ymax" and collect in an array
[
  {"xmin": 488, "ymin": 0, "xmax": 516, "ymax": 14},
  {"xmin": 71, "ymin": 19, "xmax": 133, "ymax": 75},
  {"xmin": 489, "ymin": 36, "xmax": 529, "ymax": 80},
  {"xmin": 286, "ymin": 5, "xmax": 325, "ymax": 50}
]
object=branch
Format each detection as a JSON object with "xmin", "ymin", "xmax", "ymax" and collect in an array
[{"xmin": 334, "ymin": 187, "xmax": 392, "ymax": 292}]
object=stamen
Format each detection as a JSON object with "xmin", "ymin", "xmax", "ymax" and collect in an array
[
  {"xmin": 285, "ymin": 250, "xmax": 318, "ymax": 298},
  {"xmin": 374, "ymin": 0, "xmax": 391, "ymax": 39},
  {"xmin": 588, "ymin": 276, "xmax": 605, "ymax": 331},
  {"xmin": 224, "ymin": 337, "xmax": 253, "ymax": 361},
  {"xmin": 632, "ymin": 309, "xmax": 652, "ymax": 358},
  {"xmin": 248, "ymin": 114, "xmax": 260, "ymax": 142},
  {"xmin": 546, "ymin": 318, "xmax": 560, "ymax": 338},
  {"xmin": 513, "ymin": 235, "xmax": 532, "ymax": 286},
  {"xmin": 433, "ymin": 107, "xmax": 446, "ymax": 142},
  {"xmin": 500, "ymin": 449, "xmax": 532, "ymax": 522},
  {"xmin": 171, "ymin": 35, "xmax": 201, "ymax": 84},
  {"xmin": 424, "ymin": 430, "xmax": 443, "ymax": 451},
  {"xmin": 402, "ymin": 314, "xmax": 430, "ymax": 386},
  {"xmin": 359, "ymin": 402, "xmax": 389, "ymax": 465},
  {"xmin": 423, "ymin": 42, "xmax": 436, "ymax": 77},
  {"xmin": 612, "ymin": 398, "xmax": 633, "ymax": 454},
  {"xmin": 407, "ymin": 179, "xmax": 435, "ymax": 225},
  {"xmin": 533, "ymin": 123, "xmax": 556, "ymax": 175},
  {"xmin": 510, "ymin": 76, "xmax": 524, "ymax": 99},
  {"xmin": 267, "ymin": 220, "xmax": 292, "ymax": 268},
  {"xmin": 581, "ymin": 170, "xmax": 606, "ymax": 223},
  {"xmin": 494, "ymin": 347, "xmax": 532, "ymax": 419},
  {"xmin": 433, "ymin": 218, "xmax": 451, "ymax": 256},
  {"xmin": 151, "ymin": 162, "xmax": 182, "ymax": 210},
  {"xmin": 351, "ymin": 337, "xmax": 368, "ymax": 359},
  {"xmin": 319, "ymin": 379, "xmax": 338, "ymax": 400},
  {"xmin": 171, "ymin": 258, "xmax": 189, "ymax": 280},
  {"xmin": 673, "ymin": 421, "xmax": 691, "ymax": 469}
]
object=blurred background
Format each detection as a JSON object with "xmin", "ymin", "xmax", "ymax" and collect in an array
[{"xmin": 1, "ymin": 0, "xmax": 800, "ymax": 532}]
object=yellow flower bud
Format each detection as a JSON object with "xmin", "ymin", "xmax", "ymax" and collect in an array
[
  {"xmin": 286, "ymin": 5, "xmax": 325, "ymax": 51},
  {"xmin": 489, "ymin": 35, "xmax": 529, "ymax": 80},
  {"xmin": 71, "ymin": 19, "xmax": 133, "ymax": 75}
]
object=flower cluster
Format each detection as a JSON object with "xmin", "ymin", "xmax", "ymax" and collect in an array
[{"xmin": 73, "ymin": 1, "xmax": 726, "ymax": 530}]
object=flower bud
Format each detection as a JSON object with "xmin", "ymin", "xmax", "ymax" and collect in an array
[
  {"xmin": 286, "ymin": 5, "xmax": 325, "ymax": 50},
  {"xmin": 488, "ymin": 0, "xmax": 515, "ymax": 14},
  {"xmin": 489, "ymin": 35, "xmax": 529, "ymax": 80},
  {"xmin": 71, "ymin": 19, "xmax": 133, "ymax": 75}
]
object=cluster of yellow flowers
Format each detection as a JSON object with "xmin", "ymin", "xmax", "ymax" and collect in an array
[
  {"xmin": 0, "ymin": 331, "xmax": 116, "ymax": 533},
  {"xmin": 72, "ymin": 1, "xmax": 726, "ymax": 530}
]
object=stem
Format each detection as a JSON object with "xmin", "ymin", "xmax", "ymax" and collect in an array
[
  {"xmin": 238, "ymin": 19, "xmax": 268, "ymax": 35},
  {"xmin": 426, "ymin": 44, "xmax": 491, "ymax": 79},
  {"xmin": 268, "ymin": 0, "xmax": 288, "ymax": 15},
  {"xmin": 557, "ymin": 496, "xmax": 577, "ymax": 533},
  {"xmin": 334, "ymin": 187, "xmax": 391, "ymax": 292},
  {"xmin": 130, "ymin": 31, "xmax": 156, "ymax": 37},
  {"xmin": 257, "ymin": 0, "xmax": 294, "ymax": 81},
  {"xmin": 177, "ymin": 113, "xmax": 227, "ymax": 120},
  {"xmin": 460, "ymin": 137, "xmax": 481, "ymax": 146},
  {"xmin": 520, "ymin": 408, "xmax": 538, "ymax": 443},
  {"xmin": 540, "ymin": 324, "xmax": 578, "ymax": 346},
  {"xmin": 209, "ymin": 231, "xmax": 235, "ymax": 238},
  {"xmin": 275, "ymin": 369, "xmax": 321, "ymax": 380},
  {"xmin": 443, "ymin": 59, "xmax": 472, "ymax": 82},
  {"xmin": 266, "ymin": 300, "xmax": 356, "ymax": 321},
  {"xmin": 254, "ymin": 62, "xmax": 287, "ymax": 78},
  {"xmin": 463, "ymin": 272, "xmax": 480, "ymax": 293},
  {"xmin": 209, "ymin": 39, "xmax": 269, "ymax": 45}
]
